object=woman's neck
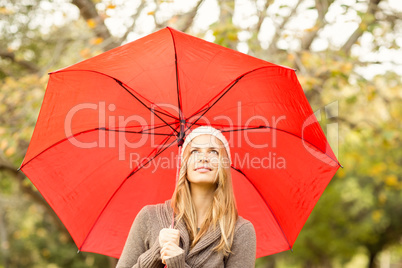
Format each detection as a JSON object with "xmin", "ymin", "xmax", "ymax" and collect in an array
[{"xmin": 190, "ymin": 184, "xmax": 214, "ymax": 227}]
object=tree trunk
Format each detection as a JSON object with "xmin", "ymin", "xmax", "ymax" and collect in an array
[{"xmin": 368, "ymin": 251, "xmax": 378, "ymax": 268}]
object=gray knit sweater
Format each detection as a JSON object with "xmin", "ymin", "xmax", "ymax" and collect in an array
[{"xmin": 116, "ymin": 200, "xmax": 256, "ymax": 268}]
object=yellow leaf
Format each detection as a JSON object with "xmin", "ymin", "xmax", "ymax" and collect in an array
[
  {"xmin": 90, "ymin": 37, "xmax": 104, "ymax": 45},
  {"xmin": 147, "ymin": 11, "xmax": 155, "ymax": 15},
  {"xmin": 337, "ymin": 168, "xmax": 345, "ymax": 178},
  {"xmin": 304, "ymin": 25, "xmax": 319, "ymax": 32},
  {"xmin": 0, "ymin": 7, "xmax": 13, "ymax": 15},
  {"xmin": 340, "ymin": 62, "xmax": 353, "ymax": 73},
  {"xmin": 80, "ymin": 48, "xmax": 91, "ymax": 59},
  {"xmin": 107, "ymin": 4, "xmax": 116, "ymax": 9},
  {"xmin": 370, "ymin": 163, "xmax": 386, "ymax": 175},
  {"xmin": 372, "ymin": 210, "xmax": 382, "ymax": 222},
  {"xmin": 227, "ymin": 33, "xmax": 238, "ymax": 41},
  {"xmin": 385, "ymin": 175, "xmax": 398, "ymax": 187},
  {"xmin": 367, "ymin": 91, "xmax": 376, "ymax": 101},
  {"xmin": 5, "ymin": 146, "xmax": 15, "ymax": 157},
  {"xmin": 87, "ymin": 19, "xmax": 97, "ymax": 29},
  {"xmin": 0, "ymin": 139, "xmax": 8, "ymax": 150},
  {"xmin": 287, "ymin": 53, "xmax": 295, "ymax": 61}
]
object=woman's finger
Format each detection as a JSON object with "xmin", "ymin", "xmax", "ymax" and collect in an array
[
  {"xmin": 159, "ymin": 229, "xmax": 180, "ymax": 246},
  {"xmin": 160, "ymin": 242, "xmax": 173, "ymax": 255}
]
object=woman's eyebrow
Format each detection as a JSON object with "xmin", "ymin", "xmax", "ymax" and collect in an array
[{"xmin": 190, "ymin": 146, "xmax": 219, "ymax": 150}]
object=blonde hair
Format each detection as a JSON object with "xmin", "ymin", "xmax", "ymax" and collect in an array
[{"xmin": 171, "ymin": 138, "xmax": 238, "ymax": 256}]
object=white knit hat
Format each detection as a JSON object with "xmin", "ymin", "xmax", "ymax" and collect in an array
[{"xmin": 181, "ymin": 126, "xmax": 231, "ymax": 164}]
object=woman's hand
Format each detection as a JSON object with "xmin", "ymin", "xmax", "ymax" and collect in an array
[
  {"xmin": 159, "ymin": 228, "xmax": 180, "ymax": 247},
  {"xmin": 160, "ymin": 241, "xmax": 184, "ymax": 264}
]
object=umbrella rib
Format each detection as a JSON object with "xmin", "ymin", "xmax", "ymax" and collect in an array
[
  {"xmin": 78, "ymin": 127, "xmax": 179, "ymax": 252},
  {"xmin": 186, "ymin": 66, "xmax": 276, "ymax": 123},
  {"xmin": 153, "ymin": 109, "xmax": 178, "ymax": 120},
  {"xmin": 19, "ymin": 127, "xmax": 177, "ymax": 170},
  {"xmin": 115, "ymin": 120, "xmax": 179, "ymax": 134},
  {"xmin": 126, "ymin": 132, "xmax": 178, "ymax": 179},
  {"xmin": 186, "ymin": 106, "xmax": 209, "ymax": 119},
  {"xmin": 184, "ymin": 77, "xmax": 242, "ymax": 134},
  {"xmin": 54, "ymin": 69, "xmax": 179, "ymax": 121},
  {"xmin": 139, "ymin": 123, "xmax": 178, "ymax": 134},
  {"xmin": 167, "ymin": 27, "xmax": 184, "ymax": 124},
  {"xmin": 223, "ymin": 126, "xmax": 341, "ymax": 167},
  {"xmin": 184, "ymin": 123, "xmax": 340, "ymax": 167},
  {"xmin": 113, "ymin": 78, "xmax": 179, "ymax": 135},
  {"xmin": 182, "ymin": 68, "xmax": 341, "ymax": 168},
  {"xmin": 231, "ymin": 166, "xmax": 293, "ymax": 251}
]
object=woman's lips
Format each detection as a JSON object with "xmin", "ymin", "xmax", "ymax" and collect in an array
[{"xmin": 195, "ymin": 167, "xmax": 212, "ymax": 172}]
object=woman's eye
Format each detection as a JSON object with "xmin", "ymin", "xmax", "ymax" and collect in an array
[
  {"xmin": 190, "ymin": 150, "xmax": 198, "ymax": 154},
  {"xmin": 210, "ymin": 150, "xmax": 219, "ymax": 154}
]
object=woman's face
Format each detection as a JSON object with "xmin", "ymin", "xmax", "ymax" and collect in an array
[{"xmin": 186, "ymin": 134, "xmax": 223, "ymax": 186}]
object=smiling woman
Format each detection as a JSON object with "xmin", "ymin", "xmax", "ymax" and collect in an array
[
  {"xmin": 116, "ymin": 126, "xmax": 256, "ymax": 268},
  {"xmin": 186, "ymin": 134, "xmax": 225, "ymax": 186}
]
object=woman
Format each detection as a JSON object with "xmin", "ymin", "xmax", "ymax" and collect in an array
[{"xmin": 116, "ymin": 126, "xmax": 256, "ymax": 268}]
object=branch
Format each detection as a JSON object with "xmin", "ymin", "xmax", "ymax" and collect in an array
[
  {"xmin": 152, "ymin": 0, "xmax": 165, "ymax": 30},
  {"xmin": 118, "ymin": 0, "xmax": 147, "ymax": 44},
  {"xmin": 71, "ymin": 0, "xmax": 120, "ymax": 50},
  {"xmin": 152, "ymin": 0, "xmax": 204, "ymax": 32},
  {"xmin": 294, "ymin": 50, "xmax": 308, "ymax": 73},
  {"xmin": 341, "ymin": 0, "xmax": 383, "ymax": 55},
  {"xmin": 174, "ymin": 0, "xmax": 205, "ymax": 32},
  {"xmin": 300, "ymin": 0, "xmax": 335, "ymax": 51},
  {"xmin": 0, "ymin": 50, "xmax": 39, "ymax": 73},
  {"xmin": 40, "ymin": 37, "xmax": 72, "ymax": 76},
  {"xmin": 267, "ymin": 0, "xmax": 303, "ymax": 54},
  {"xmin": 246, "ymin": 0, "xmax": 272, "ymax": 57},
  {"xmin": 255, "ymin": 0, "xmax": 272, "ymax": 34}
]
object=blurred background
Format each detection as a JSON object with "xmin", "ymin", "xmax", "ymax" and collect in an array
[{"xmin": 0, "ymin": 0, "xmax": 401, "ymax": 267}]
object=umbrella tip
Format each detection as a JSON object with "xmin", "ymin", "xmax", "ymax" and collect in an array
[
  {"xmin": 77, "ymin": 249, "xmax": 80, "ymax": 254},
  {"xmin": 290, "ymin": 248, "xmax": 294, "ymax": 253}
]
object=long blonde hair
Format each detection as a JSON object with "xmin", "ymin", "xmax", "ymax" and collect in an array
[{"xmin": 171, "ymin": 138, "xmax": 238, "ymax": 256}]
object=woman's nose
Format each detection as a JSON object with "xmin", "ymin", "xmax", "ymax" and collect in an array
[{"xmin": 197, "ymin": 153, "xmax": 208, "ymax": 162}]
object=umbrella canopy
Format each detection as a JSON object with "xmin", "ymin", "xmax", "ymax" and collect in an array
[{"xmin": 20, "ymin": 27, "xmax": 341, "ymax": 259}]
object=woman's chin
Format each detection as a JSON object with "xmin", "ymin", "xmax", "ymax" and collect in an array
[{"xmin": 189, "ymin": 179, "xmax": 217, "ymax": 187}]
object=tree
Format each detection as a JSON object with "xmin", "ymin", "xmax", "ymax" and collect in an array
[{"xmin": 1, "ymin": 0, "xmax": 401, "ymax": 267}]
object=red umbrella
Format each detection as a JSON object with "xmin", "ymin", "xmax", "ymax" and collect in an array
[{"xmin": 20, "ymin": 27, "xmax": 341, "ymax": 259}]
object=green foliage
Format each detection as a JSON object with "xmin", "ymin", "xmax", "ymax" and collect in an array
[{"xmin": 1, "ymin": 174, "xmax": 111, "ymax": 267}]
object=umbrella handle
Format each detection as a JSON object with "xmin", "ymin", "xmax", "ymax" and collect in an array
[{"xmin": 164, "ymin": 144, "xmax": 183, "ymax": 268}]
